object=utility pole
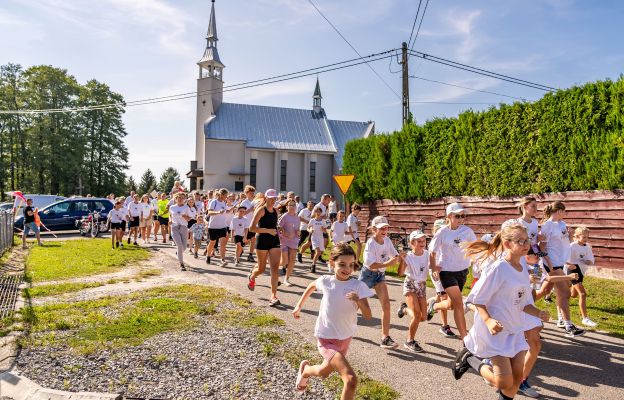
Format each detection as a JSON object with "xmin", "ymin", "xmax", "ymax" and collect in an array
[{"xmin": 400, "ymin": 42, "xmax": 410, "ymax": 127}]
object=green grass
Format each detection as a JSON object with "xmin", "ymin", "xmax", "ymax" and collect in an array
[
  {"xmin": 25, "ymin": 239, "xmax": 150, "ymax": 282},
  {"xmin": 28, "ymin": 282, "xmax": 106, "ymax": 298}
]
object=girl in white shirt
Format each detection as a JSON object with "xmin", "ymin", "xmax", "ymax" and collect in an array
[
  {"xmin": 186, "ymin": 197, "xmax": 198, "ymax": 254},
  {"xmin": 396, "ymin": 230, "xmax": 429, "ymax": 353},
  {"xmin": 330, "ymin": 211, "xmax": 349, "ymax": 246},
  {"xmin": 358, "ymin": 215, "xmax": 402, "ymax": 349},
  {"xmin": 292, "ymin": 244, "xmax": 373, "ymax": 399},
  {"xmin": 139, "ymin": 195, "xmax": 153, "ymax": 245},
  {"xmin": 345, "ymin": 204, "xmax": 362, "ymax": 261},
  {"xmin": 108, "ymin": 201, "xmax": 126, "ymax": 249},
  {"xmin": 169, "ymin": 193, "xmax": 191, "ymax": 271},
  {"xmin": 566, "ymin": 226, "xmax": 597, "ymax": 327},
  {"xmin": 307, "ymin": 207, "xmax": 327, "ymax": 272},
  {"xmin": 540, "ymin": 201, "xmax": 585, "ymax": 337},
  {"xmin": 453, "ymin": 223, "xmax": 550, "ymax": 400}
]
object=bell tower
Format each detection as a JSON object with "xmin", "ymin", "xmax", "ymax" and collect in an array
[{"xmin": 196, "ymin": 0, "xmax": 224, "ymax": 171}]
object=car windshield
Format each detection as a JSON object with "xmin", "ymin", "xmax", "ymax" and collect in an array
[{"xmin": 46, "ymin": 202, "xmax": 71, "ymax": 214}]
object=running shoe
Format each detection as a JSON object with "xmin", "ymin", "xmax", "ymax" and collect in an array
[
  {"xmin": 283, "ymin": 279, "xmax": 292, "ymax": 287},
  {"xmin": 269, "ymin": 297, "xmax": 281, "ymax": 307},
  {"xmin": 194, "ymin": 252, "xmax": 198, "ymax": 259},
  {"xmin": 311, "ymin": 264, "xmax": 316, "ymax": 273},
  {"xmin": 180, "ymin": 263, "xmax": 187, "ymax": 271},
  {"xmin": 115, "ymin": 242, "xmax": 119, "ymax": 248},
  {"xmin": 463, "ymin": 297, "xmax": 471, "ymax": 314},
  {"xmin": 380, "ymin": 336, "xmax": 399, "ymax": 349},
  {"xmin": 404, "ymin": 340, "xmax": 424, "ymax": 353},
  {"xmin": 440, "ymin": 325, "xmax": 457, "ymax": 338},
  {"xmin": 565, "ymin": 324, "xmax": 585, "ymax": 338},
  {"xmin": 519, "ymin": 379, "xmax": 539, "ymax": 398},
  {"xmin": 318, "ymin": 257, "xmax": 327, "ymax": 265},
  {"xmin": 397, "ymin": 302, "xmax": 408, "ymax": 319},
  {"xmin": 220, "ymin": 259, "xmax": 227, "ymax": 267},
  {"xmin": 452, "ymin": 346, "xmax": 472, "ymax": 380},
  {"xmin": 280, "ymin": 267, "xmax": 286, "ymax": 276},
  {"xmin": 247, "ymin": 273, "xmax": 255, "ymax": 291},
  {"xmin": 297, "ymin": 253, "xmax": 303, "ymax": 264},
  {"xmin": 133, "ymin": 241, "xmax": 138, "ymax": 246},
  {"xmin": 235, "ymin": 258, "xmax": 240, "ymax": 265},
  {"xmin": 119, "ymin": 243, "xmax": 124, "ymax": 248},
  {"xmin": 582, "ymin": 317, "xmax": 598, "ymax": 327},
  {"xmin": 556, "ymin": 319, "xmax": 565, "ymax": 328},
  {"xmin": 426, "ymin": 298, "xmax": 436, "ymax": 321},
  {"xmin": 247, "ymin": 254, "xmax": 255, "ymax": 263},
  {"xmin": 206, "ymin": 256, "xmax": 211, "ymax": 265},
  {"xmin": 543, "ymin": 295, "xmax": 552, "ymax": 304},
  {"xmin": 127, "ymin": 237, "xmax": 131, "ymax": 244}
]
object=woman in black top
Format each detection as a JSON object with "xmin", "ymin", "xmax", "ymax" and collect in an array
[{"xmin": 247, "ymin": 189, "xmax": 282, "ymax": 307}]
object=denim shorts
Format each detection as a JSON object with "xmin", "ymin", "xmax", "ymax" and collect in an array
[
  {"xmin": 358, "ymin": 267, "xmax": 385, "ymax": 288},
  {"xmin": 24, "ymin": 222, "xmax": 39, "ymax": 236}
]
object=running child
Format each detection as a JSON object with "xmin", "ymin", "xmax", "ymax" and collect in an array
[
  {"xmin": 426, "ymin": 218, "xmax": 452, "ymax": 336},
  {"xmin": 230, "ymin": 206, "xmax": 248, "ymax": 265},
  {"xmin": 292, "ymin": 243, "xmax": 373, "ymax": 400},
  {"xmin": 359, "ymin": 215, "xmax": 403, "ymax": 349},
  {"xmin": 345, "ymin": 204, "xmax": 362, "ymax": 262},
  {"xmin": 566, "ymin": 226, "xmax": 597, "ymax": 327},
  {"xmin": 139, "ymin": 194, "xmax": 153, "ymax": 245},
  {"xmin": 278, "ymin": 200, "xmax": 300, "ymax": 285},
  {"xmin": 308, "ymin": 207, "xmax": 327, "ymax": 273},
  {"xmin": 108, "ymin": 201, "xmax": 126, "ymax": 249},
  {"xmin": 297, "ymin": 201, "xmax": 315, "ymax": 264},
  {"xmin": 206, "ymin": 188, "xmax": 229, "ymax": 267},
  {"xmin": 453, "ymin": 223, "xmax": 550, "ymax": 400},
  {"xmin": 189, "ymin": 214, "xmax": 205, "ymax": 259},
  {"xmin": 127, "ymin": 194, "xmax": 142, "ymax": 245},
  {"xmin": 396, "ymin": 230, "xmax": 429, "ymax": 353},
  {"xmin": 330, "ymin": 210, "xmax": 349, "ymax": 248},
  {"xmin": 169, "ymin": 193, "xmax": 191, "ymax": 271}
]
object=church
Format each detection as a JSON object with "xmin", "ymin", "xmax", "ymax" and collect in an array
[{"xmin": 187, "ymin": 1, "xmax": 374, "ymax": 201}]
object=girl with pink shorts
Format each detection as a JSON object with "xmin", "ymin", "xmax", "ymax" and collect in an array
[{"xmin": 292, "ymin": 243, "xmax": 373, "ymax": 400}]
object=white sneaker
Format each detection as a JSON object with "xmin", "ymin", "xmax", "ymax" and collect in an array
[
  {"xmin": 582, "ymin": 317, "xmax": 598, "ymax": 327},
  {"xmin": 556, "ymin": 319, "xmax": 565, "ymax": 328},
  {"xmin": 283, "ymin": 279, "xmax": 292, "ymax": 287},
  {"xmin": 220, "ymin": 259, "xmax": 228, "ymax": 267}
]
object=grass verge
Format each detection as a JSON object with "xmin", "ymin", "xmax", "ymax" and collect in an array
[{"xmin": 25, "ymin": 238, "xmax": 150, "ymax": 282}]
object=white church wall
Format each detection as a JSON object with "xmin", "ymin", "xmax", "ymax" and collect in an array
[{"xmin": 203, "ymin": 140, "xmax": 246, "ymax": 191}]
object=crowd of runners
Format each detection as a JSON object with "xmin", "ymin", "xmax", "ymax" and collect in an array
[{"xmin": 104, "ymin": 184, "xmax": 598, "ymax": 400}]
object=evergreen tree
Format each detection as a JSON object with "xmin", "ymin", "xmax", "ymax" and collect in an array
[
  {"xmin": 138, "ymin": 169, "xmax": 157, "ymax": 195},
  {"xmin": 126, "ymin": 176, "xmax": 137, "ymax": 193},
  {"xmin": 158, "ymin": 167, "xmax": 182, "ymax": 193}
]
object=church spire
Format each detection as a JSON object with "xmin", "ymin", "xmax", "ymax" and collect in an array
[
  {"xmin": 313, "ymin": 77, "xmax": 323, "ymax": 114},
  {"xmin": 198, "ymin": 0, "xmax": 224, "ymax": 79}
]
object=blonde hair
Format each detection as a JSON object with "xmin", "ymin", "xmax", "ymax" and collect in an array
[
  {"xmin": 542, "ymin": 201, "xmax": 565, "ymax": 223},
  {"xmin": 465, "ymin": 223, "xmax": 528, "ymax": 264},
  {"xmin": 517, "ymin": 196, "xmax": 536, "ymax": 216},
  {"xmin": 574, "ymin": 226, "xmax": 589, "ymax": 238}
]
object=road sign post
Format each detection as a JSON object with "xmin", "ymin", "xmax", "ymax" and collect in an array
[{"xmin": 332, "ymin": 174, "xmax": 355, "ymax": 214}]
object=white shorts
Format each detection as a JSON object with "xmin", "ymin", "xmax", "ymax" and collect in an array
[{"xmin": 311, "ymin": 234, "xmax": 325, "ymax": 251}]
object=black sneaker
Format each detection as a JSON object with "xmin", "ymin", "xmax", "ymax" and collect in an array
[
  {"xmin": 440, "ymin": 325, "xmax": 457, "ymax": 338},
  {"xmin": 543, "ymin": 295, "xmax": 552, "ymax": 304},
  {"xmin": 134, "ymin": 241, "xmax": 138, "ymax": 246},
  {"xmin": 452, "ymin": 347, "xmax": 472, "ymax": 380},
  {"xmin": 127, "ymin": 237, "xmax": 131, "ymax": 244},
  {"xmin": 194, "ymin": 252, "xmax": 198, "ymax": 259},
  {"xmin": 311, "ymin": 264, "xmax": 316, "ymax": 273},
  {"xmin": 318, "ymin": 257, "xmax": 327, "ymax": 265},
  {"xmin": 280, "ymin": 267, "xmax": 286, "ymax": 276},
  {"xmin": 115, "ymin": 242, "xmax": 119, "ymax": 248},
  {"xmin": 180, "ymin": 263, "xmax": 186, "ymax": 271},
  {"xmin": 565, "ymin": 324, "xmax": 586, "ymax": 338},
  {"xmin": 297, "ymin": 253, "xmax": 303, "ymax": 264},
  {"xmin": 426, "ymin": 298, "xmax": 436, "ymax": 321},
  {"xmin": 206, "ymin": 256, "xmax": 211, "ymax": 264},
  {"xmin": 247, "ymin": 254, "xmax": 255, "ymax": 263},
  {"xmin": 397, "ymin": 302, "xmax": 408, "ymax": 319},
  {"xmin": 380, "ymin": 336, "xmax": 398, "ymax": 349},
  {"xmin": 404, "ymin": 340, "xmax": 424, "ymax": 353}
]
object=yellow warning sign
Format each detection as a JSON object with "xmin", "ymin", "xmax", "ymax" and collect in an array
[{"xmin": 333, "ymin": 174, "xmax": 355, "ymax": 195}]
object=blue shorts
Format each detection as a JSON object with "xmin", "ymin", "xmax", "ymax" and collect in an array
[
  {"xmin": 24, "ymin": 222, "xmax": 40, "ymax": 236},
  {"xmin": 358, "ymin": 267, "xmax": 385, "ymax": 288}
]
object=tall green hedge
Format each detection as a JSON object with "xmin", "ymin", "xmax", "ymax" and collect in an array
[{"xmin": 343, "ymin": 77, "xmax": 624, "ymax": 203}]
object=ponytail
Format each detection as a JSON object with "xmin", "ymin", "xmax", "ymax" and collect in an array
[
  {"xmin": 541, "ymin": 200, "xmax": 565, "ymax": 223},
  {"xmin": 465, "ymin": 223, "xmax": 527, "ymax": 264}
]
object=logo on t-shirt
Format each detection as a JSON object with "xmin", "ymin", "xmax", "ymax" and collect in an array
[
  {"xmin": 579, "ymin": 254, "xmax": 584, "ymax": 259},
  {"xmin": 453, "ymin": 238, "xmax": 462, "ymax": 246},
  {"xmin": 513, "ymin": 287, "xmax": 527, "ymax": 306}
]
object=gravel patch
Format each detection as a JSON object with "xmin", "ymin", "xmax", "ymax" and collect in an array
[{"xmin": 16, "ymin": 317, "xmax": 334, "ymax": 399}]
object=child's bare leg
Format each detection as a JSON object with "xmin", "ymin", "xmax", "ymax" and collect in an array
[
  {"xmin": 576, "ymin": 283, "xmax": 588, "ymax": 318},
  {"xmin": 330, "ymin": 353, "xmax": 358, "ymax": 400},
  {"xmin": 405, "ymin": 293, "xmax": 420, "ymax": 341}
]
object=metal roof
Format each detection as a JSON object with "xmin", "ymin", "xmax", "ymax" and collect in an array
[
  {"xmin": 204, "ymin": 103, "xmax": 372, "ymax": 166},
  {"xmin": 198, "ymin": 46, "xmax": 224, "ymax": 67},
  {"xmin": 207, "ymin": 1, "xmax": 218, "ymax": 40}
]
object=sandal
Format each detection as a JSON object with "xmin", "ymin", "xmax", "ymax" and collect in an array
[{"xmin": 296, "ymin": 360, "xmax": 310, "ymax": 391}]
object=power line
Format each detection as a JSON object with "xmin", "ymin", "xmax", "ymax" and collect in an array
[
  {"xmin": 0, "ymin": 52, "xmax": 395, "ymax": 115},
  {"xmin": 408, "ymin": 50, "xmax": 556, "ymax": 91},
  {"xmin": 410, "ymin": 101, "xmax": 499, "ymax": 105},
  {"xmin": 410, "ymin": 75, "xmax": 527, "ymax": 101},
  {"xmin": 407, "ymin": 0, "xmax": 423, "ymax": 47},
  {"xmin": 306, "ymin": 0, "xmax": 401, "ymax": 99},
  {"xmin": 409, "ymin": 0, "xmax": 430, "ymax": 50}
]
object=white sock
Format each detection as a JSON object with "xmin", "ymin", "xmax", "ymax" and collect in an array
[{"xmin": 565, "ymin": 320, "xmax": 572, "ymax": 328}]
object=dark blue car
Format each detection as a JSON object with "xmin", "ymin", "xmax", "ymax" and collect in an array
[{"xmin": 14, "ymin": 198, "xmax": 114, "ymax": 232}]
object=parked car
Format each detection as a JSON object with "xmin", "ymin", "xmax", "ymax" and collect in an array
[
  {"xmin": 2, "ymin": 194, "xmax": 66, "ymax": 216},
  {"xmin": 0, "ymin": 202, "xmax": 13, "ymax": 212},
  {"xmin": 14, "ymin": 198, "xmax": 113, "ymax": 233}
]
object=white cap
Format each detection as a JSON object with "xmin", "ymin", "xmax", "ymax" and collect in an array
[
  {"xmin": 446, "ymin": 202, "xmax": 465, "ymax": 215},
  {"xmin": 371, "ymin": 216, "xmax": 390, "ymax": 229},
  {"xmin": 264, "ymin": 189, "xmax": 278, "ymax": 199},
  {"xmin": 409, "ymin": 230, "xmax": 427, "ymax": 241}
]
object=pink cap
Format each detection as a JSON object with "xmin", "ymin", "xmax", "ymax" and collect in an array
[{"xmin": 264, "ymin": 189, "xmax": 278, "ymax": 199}]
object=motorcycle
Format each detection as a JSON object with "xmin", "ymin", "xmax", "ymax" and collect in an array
[{"xmin": 76, "ymin": 211, "xmax": 102, "ymax": 238}]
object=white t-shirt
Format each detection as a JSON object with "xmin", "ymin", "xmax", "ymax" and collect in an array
[
  {"xmin": 540, "ymin": 219, "xmax": 570, "ymax": 267},
  {"xmin": 240, "ymin": 198, "xmax": 256, "ymax": 227},
  {"xmin": 186, "ymin": 206, "xmax": 198, "ymax": 221},
  {"xmin": 140, "ymin": 203, "xmax": 152, "ymax": 219},
  {"xmin": 331, "ymin": 221, "xmax": 349, "ymax": 244},
  {"xmin": 230, "ymin": 216, "xmax": 248, "ymax": 237},
  {"xmin": 207, "ymin": 199, "xmax": 228, "ymax": 229},
  {"xmin": 328, "ymin": 201, "xmax": 337, "ymax": 214},
  {"xmin": 109, "ymin": 208, "xmax": 126, "ymax": 224},
  {"xmin": 123, "ymin": 196, "xmax": 134, "ymax": 208},
  {"xmin": 568, "ymin": 242, "xmax": 595, "ymax": 274},
  {"xmin": 346, "ymin": 213, "xmax": 359, "ymax": 240},
  {"xmin": 194, "ymin": 200, "xmax": 204, "ymax": 215},
  {"xmin": 514, "ymin": 217, "xmax": 539, "ymax": 246},
  {"xmin": 296, "ymin": 202, "xmax": 305, "ymax": 214},
  {"xmin": 308, "ymin": 218, "xmax": 326, "ymax": 238},
  {"xmin": 298, "ymin": 208, "xmax": 312, "ymax": 231},
  {"xmin": 169, "ymin": 204, "xmax": 190, "ymax": 227},
  {"xmin": 363, "ymin": 236, "xmax": 398, "ymax": 273},
  {"xmin": 313, "ymin": 202, "xmax": 327, "ymax": 218},
  {"xmin": 403, "ymin": 250, "xmax": 429, "ymax": 282},
  {"xmin": 127, "ymin": 202, "xmax": 142, "ymax": 218},
  {"xmin": 314, "ymin": 275, "xmax": 374, "ymax": 340},
  {"xmin": 428, "ymin": 225, "xmax": 477, "ymax": 272}
]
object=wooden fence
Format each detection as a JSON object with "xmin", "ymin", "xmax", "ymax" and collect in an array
[{"xmin": 357, "ymin": 190, "xmax": 624, "ymax": 280}]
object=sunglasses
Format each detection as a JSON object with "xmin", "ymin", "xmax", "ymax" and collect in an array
[
  {"xmin": 453, "ymin": 214, "xmax": 466, "ymax": 219},
  {"xmin": 512, "ymin": 239, "xmax": 531, "ymax": 246}
]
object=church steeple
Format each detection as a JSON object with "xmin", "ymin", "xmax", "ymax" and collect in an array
[
  {"xmin": 198, "ymin": 0, "xmax": 224, "ymax": 80},
  {"xmin": 313, "ymin": 77, "xmax": 323, "ymax": 114}
]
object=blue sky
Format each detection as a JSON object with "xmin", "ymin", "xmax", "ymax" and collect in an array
[{"xmin": 2, "ymin": 0, "xmax": 623, "ymax": 183}]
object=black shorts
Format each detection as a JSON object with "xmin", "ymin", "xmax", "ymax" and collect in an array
[
  {"xmin": 552, "ymin": 266, "xmax": 564, "ymax": 271},
  {"xmin": 121, "ymin": 221, "xmax": 127, "ymax": 231},
  {"xmin": 234, "ymin": 235, "xmax": 245, "ymax": 245},
  {"xmin": 129, "ymin": 218, "xmax": 140, "ymax": 228},
  {"xmin": 322, "ymin": 232, "xmax": 328, "ymax": 239},
  {"xmin": 246, "ymin": 231, "xmax": 255, "ymax": 240},
  {"xmin": 157, "ymin": 216, "xmax": 169, "ymax": 225},
  {"xmin": 329, "ymin": 213, "xmax": 337, "ymax": 220},
  {"xmin": 187, "ymin": 219, "xmax": 196, "ymax": 229},
  {"xmin": 208, "ymin": 228, "xmax": 227, "ymax": 241},
  {"xmin": 256, "ymin": 233, "xmax": 280, "ymax": 250},
  {"xmin": 111, "ymin": 222, "xmax": 123, "ymax": 230},
  {"xmin": 226, "ymin": 227, "xmax": 231, "ymax": 234},
  {"xmin": 152, "ymin": 215, "xmax": 158, "ymax": 221},
  {"xmin": 568, "ymin": 264, "xmax": 584, "ymax": 284},
  {"xmin": 439, "ymin": 269, "xmax": 469, "ymax": 290},
  {"xmin": 298, "ymin": 230, "xmax": 310, "ymax": 246}
]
